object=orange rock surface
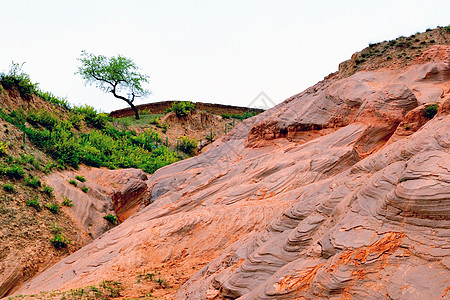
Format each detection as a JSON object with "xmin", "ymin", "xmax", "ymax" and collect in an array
[{"xmin": 12, "ymin": 46, "xmax": 450, "ymax": 299}]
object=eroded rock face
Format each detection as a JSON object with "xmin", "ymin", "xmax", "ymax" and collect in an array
[
  {"xmin": 44, "ymin": 167, "xmax": 149, "ymax": 242},
  {"xmin": 14, "ymin": 48, "xmax": 450, "ymax": 299}
]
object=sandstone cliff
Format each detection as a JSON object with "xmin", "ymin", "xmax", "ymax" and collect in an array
[{"xmin": 11, "ymin": 43, "xmax": 449, "ymax": 299}]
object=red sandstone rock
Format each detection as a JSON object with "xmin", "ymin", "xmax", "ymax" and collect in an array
[{"xmin": 11, "ymin": 48, "xmax": 450, "ymax": 300}]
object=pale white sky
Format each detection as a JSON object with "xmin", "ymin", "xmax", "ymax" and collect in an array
[{"xmin": 1, "ymin": 0, "xmax": 449, "ymax": 112}]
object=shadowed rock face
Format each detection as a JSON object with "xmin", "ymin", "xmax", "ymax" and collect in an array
[{"xmin": 15, "ymin": 46, "xmax": 450, "ymax": 299}]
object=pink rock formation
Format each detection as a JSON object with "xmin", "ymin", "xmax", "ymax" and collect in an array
[{"xmin": 14, "ymin": 46, "xmax": 450, "ymax": 299}]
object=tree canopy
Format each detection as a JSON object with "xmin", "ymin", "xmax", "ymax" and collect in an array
[{"xmin": 77, "ymin": 51, "xmax": 150, "ymax": 119}]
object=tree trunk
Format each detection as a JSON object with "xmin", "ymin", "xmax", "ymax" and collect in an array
[{"xmin": 129, "ymin": 102, "xmax": 140, "ymax": 120}]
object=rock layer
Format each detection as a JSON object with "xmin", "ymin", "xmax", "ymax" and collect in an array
[{"xmin": 14, "ymin": 46, "xmax": 450, "ymax": 299}]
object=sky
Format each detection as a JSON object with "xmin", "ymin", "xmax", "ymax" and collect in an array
[{"xmin": 1, "ymin": 0, "xmax": 449, "ymax": 112}]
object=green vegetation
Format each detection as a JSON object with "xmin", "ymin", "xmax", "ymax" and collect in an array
[
  {"xmin": 0, "ymin": 107, "xmax": 180, "ymax": 174},
  {"xmin": 26, "ymin": 196, "xmax": 42, "ymax": 211},
  {"xmin": 75, "ymin": 175, "xmax": 86, "ymax": 182},
  {"xmin": 99, "ymin": 280, "xmax": 122, "ymax": 297},
  {"xmin": 2, "ymin": 164, "xmax": 26, "ymax": 179},
  {"xmin": 62, "ymin": 196, "xmax": 74, "ymax": 206},
  {"xmin": 45, "ymin": 203, "xmax": 59, "ymax": 214},
  {"xmin": 0, "ymin": 65, "xmax": 181, "ymax": 175},
  {"xmin": 221, "ymin": 110, "xmax": 260, "ymax": 120},
  {"xmin": 423, "ymin": 103, "xmax": 439, "ymax": 119},
  {"xmin": 41, "ymin": 184, "xmax": 54, "ymax": 197},
  {"xmin": 50, "ymin": 233, "xmax": 71, "ymax": 249},
  {"xmin": 68, "ymin": 179, "xmax": 78, "ymax": 186},
  {"xmin": 0, "ymin": 141, "xmax": 9, "ymax": 156},
  {"xmin": 77, "ymin": 51, "xmax": 149, "ymax": 120},
  {"xmin": 170, "ymin": 101, "xmax": 195, "ymax": 117},
  {"xmin": 2, "ymin": 183, "xmax": 15, "ymax": 193},
  {"xmin": 0, "ymin": 62, "xmax": 69, "ymax": 108},
  {"xmin": 25, "ymin": 175, "xmax": 41, "ymax": 188},
  {"xmin": 103, "ymin": 214, "xmax": 118, "ymax": 225},
  {"xmin": 81, "ymin": 186, "xmax": 89, "ymax": 193},
  {"xmin": 178, "ymin": 136, "xmax": 198, "ymax": 155}
]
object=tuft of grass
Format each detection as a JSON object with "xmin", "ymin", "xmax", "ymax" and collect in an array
[
  {"xmin": 0, "ymin": 141, "xmax": 9, "ymax": 156},
  {"xmin": 25, "ymin": 174, "xmax": 41, "ymax": 189},
  {"xmin": 99, "ymin": 280, "xmax": 122, "ymax": 298},
  {"xmin": 2, "ymin": 183, "xmax": 15, "ymax": 193},
  {"xmin": 3, "ymin": 165, "xmax": 26, "ymax": 179},
  {"xmin": 81, "ymin": 186, "xmax": 89, "ymax": 193},
  {"xmin": 423, "ymin": 103, "xmax": 439, "ymax": 119},
  {"xmin": 26, "ymin": 196, "xmax": 42, "ymax": 211},
  {"xmin": 178, "ymin": 136, "xmax": 198, "ymax": 155},
  {"xmin": 103, "ymin": 214, "xmax": 118, "ymax": 225},
  {"xmin": 45, "ymin": 203, "xmax": 59, "ymax": 214},
  {"xmin": 41, "ymin": 184, "xmax": 54, "ymax": 197},
  {"xmin": 75, "ymin": 175, "xmax": 87, "ymax": 182},
  {"xmin": 62, "ymin": 196, "xmax": 74, "ymax": 207},
  {"xmin": 68, "ymin": 179, "xmax": 78, "ymax": 186},
  {"xmin": 50, "ymin": 233, "xmax": 71, "ymax": 249}
]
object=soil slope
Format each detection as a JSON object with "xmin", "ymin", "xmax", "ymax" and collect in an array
[{"xmin": 12, "ymin": 42, "xmax": 450, "ymax": 300}]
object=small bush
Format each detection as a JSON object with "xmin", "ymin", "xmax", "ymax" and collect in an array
[
  {"xmin": 68, "ymin": 179, "xmax": 78, "ymax": 186},
  {"xmin": 50, "ymin": 233, "xmax": 71, "ymax": 249},
  {"xmin": 81, "ymin": 186, "xmax": 89, "ymax": 193},
  {"xmin": 62, "ymin": 196, "xmax": 74, "ymax": 207},
  {"xmin": 0, "ymin": 141, "xmax": 9, "ymax": 156},
  {"xmin": 99, "ymin": 280, "xmax": 122, "ymax": 298},
  {"xmin": 178, "ymin": 136, "xmax": 198, "ymax": 155},
  {"xmin": 75, "ymin": 175, "xmax": 87, "ymax": 182},
  {"xmin": 149, "ymin": 116, "xmax": 160, "ymax": 125},
  {"xmin": 171, "ymin": 101, "xmax": 195, "ymax": 117},
  {"xmin": 423, "ymin": 103, "xmax": 439, "ymax": 119},
  {"xmin": 103, "ymin": 214, "xmax": 118, "ymax": 224},
  {"xmin": 25, "ymin": 175, "xmax": 41, "ymax": 188},
  {"xmin": 2, "ymin": 184, "xmax": 15, "ymax": 193},
  {"xmin": 50, "ymin": 223, "xmax": 63, "ymax": 234},
  {"xmin": 26, "ymin": 196, "xmax": 41, "ymax": 211},
  {"xmin": 41, "ymin": 184, "xmax": 54, "ymax": 197},
  {"xmin": 0, "ymin": 62, "xmax": 38, "ymax": 99},
  {"xmin": 4, "ymin": 165, "xmax": 26, "ymax": 179},
  {"xmin": 45, "ymin": 203, "xmax": 60, "ymax": 214}
]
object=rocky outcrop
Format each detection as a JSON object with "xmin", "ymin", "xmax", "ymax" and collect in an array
[{"xmin": 13, "ymin": 46, "xmax": 450, "ymax": 299}]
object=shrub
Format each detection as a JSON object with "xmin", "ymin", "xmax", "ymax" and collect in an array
[
  {"xmin": 132, "ymin": 129, "xmax": 161, "ymax": 151},
  {"xmin": 62, "ymin": 196, "xmax": 74, "ymax": 206},
  {"xmin": 2, "ymin": 184, "xmax": 15, "ymax": 193},
  {"xmin": 68, "ymin": 179, "xmax": 78, "ymax": 186},
  {"xmin": 4, "ymin": 165, "xmax": 26, "ymax": 179},
  {"xmin": 178, "ymin": 136, "xmax": 198, "ymax": 155},
  {"xmin": 0, "ymin": 62, "xmax": 38, "ymax": 98},
  {"xmin": 50, "ymin": 223, "xmax": 63, "ymax": 234},
  {"xmin": 25, "ymin": 175, "xmax": 41, "ymax": 188},
  {"xmin": 99, "ymin": 280, "xmax": 122, "ymax": 298},
  {"xmin": 41, "ymin": 184, "xmax": 54, "ymax": 197},
  {"xmin": 81, "ymin": 186, "xmax": 89, "ymax": 193},
  {"xmin": 75, "ymin": 175, "xmax": 87, "ymax": 182},
  {"xmin": 50, "ymin": 233, "xmax": 71, "ymax": 249},
  {"xmin": 423, "ymin": 103, "xmax": 439, "ymax": 119},
  {"xmin": 35, "ymin": 90, "xmax": 71, "ymax": 110},
  {"xmin": 171, "ymin": 101, "xmax": 195, "ymax": 117},
  {"xmin": 16, "ymin": 153, "xmax": 35, "ymax": 165},
  {"xmin": 45, "ymin": 203, "xmax": 60, "ymax": 214},
  {"xmin": 149, "ymin": 116, "xmax": 160, "ymax": 125},
  {"xmin": 72, "ymin": 105, "xmax": 110, "ymax": 129},
  {"xmin": 0, "ymin": 141, "xmax": 9, "ymax": 156},
  {"xmin": 26, "ymin": 196, "xmax": 41, "ymax": 211},
  {"xmin": 103, "ymin": 214, "xmax": 118, "ymax": 225}
]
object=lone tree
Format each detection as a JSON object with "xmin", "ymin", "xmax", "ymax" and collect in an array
[{"xmin": 77, "ymin": 50, "xmax": 149, "ymax": 119}]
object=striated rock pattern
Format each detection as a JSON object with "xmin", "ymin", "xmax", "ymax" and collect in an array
[
  {"xmin": 13, "ymin": 46, "xmax": 450, "ymax": 299},
  {"xmin": 45, "ymin": 167, "xmax": 149, "ymax": 242}
]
